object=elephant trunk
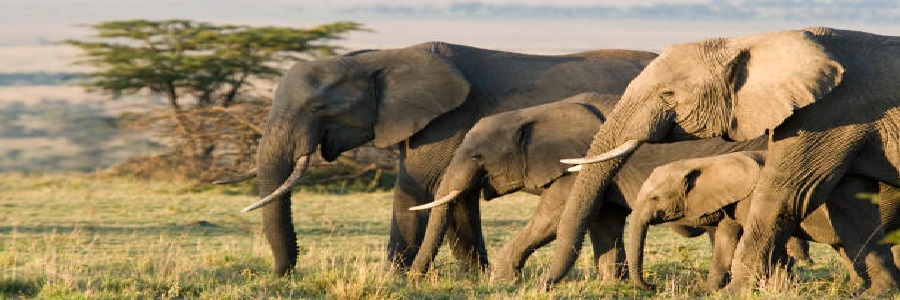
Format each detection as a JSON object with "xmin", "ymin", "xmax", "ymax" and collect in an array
[
  {"xmin": 541, "ymin": 157, "xmax": 627, "ymax": 286},
  {"xmin": 541, "ymin": 98, "xmax": 672, "ymax": 287},
  {"xmin": 627, "ymin": 211, "xmax": 654, "ymax": 289},
  {"xmin": 409, "ymin": 154, "xmax": 481, "ymax": 274},
  {"xmin": 254, "ymin": 119, "xmax": 319, "ymax": 276},
  {"xmin": 409, "ymin": 201, "xmax": 452, "ymax": 274}
]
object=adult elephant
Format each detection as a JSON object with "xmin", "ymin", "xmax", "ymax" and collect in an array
[
  {"xmin": 233, "ymin": 42, "xmax": 657, "ymax": 276},
  {"xmin": 408, "ymin": 92, "xmax": 767, "ymax": 280},
  {"xmin": 541, "ymin": 27, "xmax": 900, "ymax": 291}
]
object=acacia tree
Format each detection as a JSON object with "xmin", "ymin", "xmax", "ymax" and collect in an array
[
  {"xmin": 64, "ymin": 20, "xmax": 371, "ymax": 179},
  {"xmin": 65, "ymin": 19, "xmax": 367, "ymax": 110}
]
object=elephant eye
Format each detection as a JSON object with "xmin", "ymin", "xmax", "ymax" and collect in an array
[
  {"xmin": 471, "ymin": 154, "xmax": 484, "ymax": 162},
  {"xmin": 659, "ymin": 90, "xmax": 675, "ymax": 100},
  {"xmin": 311, "ymin": 104, "xmax": 327, "ymax": 112},
  {"xmin": 648, "ymin": 195, "xmax": 659, "ymax": 202}
]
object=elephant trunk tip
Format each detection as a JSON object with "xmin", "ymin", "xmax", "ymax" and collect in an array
[{"xmin": 627, "ymin": 215, "xmax": 655, "ymax": 290}]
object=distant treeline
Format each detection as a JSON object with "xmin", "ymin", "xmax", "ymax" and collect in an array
[
  {"xmin": 340, "ymin": 0, "xmax": 900, "ymax": 23},
  {"xmin": 0, "ymin": 72, "xmax": 76, "ymax": 86}
]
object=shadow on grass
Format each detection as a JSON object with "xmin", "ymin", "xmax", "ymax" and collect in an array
[
  {"xmin": 481, "ymin": 219, "xmax": 528, "ymax": 228},
  {"xmin": 0, "ymin": 277, "xmax": 43, "ymax": 299},
  {"xmin": 294, "ymin": 221, "xmax": 391, "ymax": 236},
  {"xmin": 0, "ymin": 224, "xmax": 244, "ymax": 237},
  {"xmin": 0, "ymin": 221, "xmax": 393, "ymax": 238}
]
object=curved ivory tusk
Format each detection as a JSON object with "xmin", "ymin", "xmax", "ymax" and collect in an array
[
  {"xmin": 212, "ymin": 167, "xmax": 258, "ymax": 184},
  {"xmin": 241, "ymin": 156, "xmax": 310, "ymax": 213},
  {"xmin": 560, "ymin": 139, "xmax": 642, "ymax": 165},
  {"xmin": 566, "ymin": 165, "xmax": 583, "ymax": 173},
  {"xmin": 408, "ymin": 190, "xmax": 462, "ymax": 211}
]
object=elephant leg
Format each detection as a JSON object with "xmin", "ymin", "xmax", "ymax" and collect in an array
[
  {"xmin": 587, "ymin": 203, "xmax": 629, "ymax": 282},
  {"xmin": 387, "ymin": 170, "xmax": 430, "ymax": 269},
  {"xmin": 877, "ymin": 183, "xmax": 900, "ymax": 267},
  {"xmin": 826, "ymin": 175, "xmax": 900, "ymax": 295},
  {"xmin": 445, "ymin": 189, "xmax": 489, "ymax": 274},
  {"xmin": 708, "ymin": 218, "xmax": 741, "ymax": 290},
  {"xmin": 728, "ymin": 126, "xmax": 868, "ymax": 290},
  {"xmin": 388, "ymin": 136, "xmax": 487, "ymax": 271},
  {"xmin": 785, "ymin": 237, "xmax": 812, "ymax": 264},
  {"xmin": 491, "ymin": 176, "xmax": 573, "ymax": 282},
  {"xmin": 832, "ymin": 246, "xmax": 864, "ymax": 284}
]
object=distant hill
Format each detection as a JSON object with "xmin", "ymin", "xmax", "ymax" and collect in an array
[{"xmin": 339, "ymin": 0, "xmax": 900, "ymax": 23}]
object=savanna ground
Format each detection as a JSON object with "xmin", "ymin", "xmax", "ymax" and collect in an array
[{"xmin": 0, "ymin": 172, "xmax": 886, "ymax": 299}]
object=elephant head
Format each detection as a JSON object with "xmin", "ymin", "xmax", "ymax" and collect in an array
[
  {"xmin": 249, "ymin": 44, "xmax": 471, "ymax": 275},
  {"xmin": 407, "ymin": 93, "xmax": 616, "ymax": 273},
  {"xmin": 545, "ymin": 28, "xmax": 846, "ymax": 285},
  {"xmin": 627, "ymin": 151, "xmax": 764, "ymax": 289}
]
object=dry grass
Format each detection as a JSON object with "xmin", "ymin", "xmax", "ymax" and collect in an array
[{"xmin": 0, "ymin": 172, "xmax": 881, "ymax": 299}]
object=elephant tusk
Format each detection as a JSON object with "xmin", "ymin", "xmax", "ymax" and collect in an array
[
  {"xmin": 241, "ymin": 156, "xmax": 310, "ymax": 213},
  {"xmin": 566, "ymin": 165, "xmax": 583, "ymax": 172},
  {"xmin": 560, "ymin": 139, "xmax": 642, "ymax": 165},
  {"xmin": 408, "ymin": 190, "xmax": 462, "ymax": 211},
  {"xmin": 212, "ymin": 167, "xmax": 258, "ymax": 184}
]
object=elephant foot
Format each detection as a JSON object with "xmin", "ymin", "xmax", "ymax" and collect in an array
[
  {"xmin": 596, "ymin": 262, "xmax": 628, "ymax": 283},
  {"xmin": 864, "ymin": 274, "xmax": 900, "ymax": 298},
  {"xmin": 538, "ymin": 276, "xmax": 556, "ymax": 292},
  {"xmin": 489, "ymin": 262, "xmax": 521, "ymax": 283},
  {"xmin": 860, "ymin": 284, "xmax": 899, "ymax": 299},
  {"xmin": 705, "ymin": 273, "xmax": 729, "ymax": 291},
  {"xmin": 386, "ymin": 250, "xmax": 414, "ymax": 272},
  {"xmin": 723, "ymin": 277, "xmax": 751, "ymax": 295}
]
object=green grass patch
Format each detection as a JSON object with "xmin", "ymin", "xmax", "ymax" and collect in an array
[{"xmin": 0, "ymin": 172, "xmax": 883, "ymax": 299}]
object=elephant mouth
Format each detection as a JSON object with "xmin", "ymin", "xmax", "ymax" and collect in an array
[{"xmin": 486, "ymin": 173, "xmax": 523, "ymax": 196}]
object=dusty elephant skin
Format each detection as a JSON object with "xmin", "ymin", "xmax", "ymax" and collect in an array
[
  {"xmin": 627, "ymin": 151, "xmax": 899, "ymax": 292},
  {"xmin": 245, "ymin": 42, "xmax": 657, "ymax": 276},
  {"xmin": 542, "ymin": 27, "xmax": 900, "ymax": 293},
  {"xmin": 407, "ymin": 92, "xmax": 767, "ymax": 280}
]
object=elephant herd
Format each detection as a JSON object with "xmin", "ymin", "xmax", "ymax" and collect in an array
[{"xmin": 218, "ymin": 27, "xmax": 900, "ymax": 295}]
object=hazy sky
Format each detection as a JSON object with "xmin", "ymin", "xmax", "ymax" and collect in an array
[
  {"xmin": 3, "ymin": 0, "xmax": 714, "ymax": 46},
  {"xmin": 2, "ymin": 0, "xmax": 899, "ymax": 72}
]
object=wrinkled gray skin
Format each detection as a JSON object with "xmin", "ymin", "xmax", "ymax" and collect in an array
[
  {"xmin": 253, "ymin": 42, "xmax": 657, "ymax": 276},
  {"xmin": 628, "ymin": 151, "xmax": 900, "ymax": 292},
  {"xmin": 544, "ymin": 28, "xmax": 900, "ymax": 291},
  {"xmin": 409, "ymin": 92, "xmax": 768, "ymax": 281}
]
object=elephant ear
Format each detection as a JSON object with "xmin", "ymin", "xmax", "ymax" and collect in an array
[
  {"xmin": 683, "ymin": 152, "xmax": 764, "ymax": 220},
  {"xmin": 722, "ymin": 30, "xmax": 844, "ymax": 140},
  {"xmin": 372, "ymin": 49, "xmax": 471, "ymax": 147},
  {"xmin": 523, "ymin": 103, "xmax": 604, "ymax": 189}
]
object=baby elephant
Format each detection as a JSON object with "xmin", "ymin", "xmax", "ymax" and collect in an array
[{"xmin": 627, "ymin": 151, "xmax": 900, "ymax": 292}]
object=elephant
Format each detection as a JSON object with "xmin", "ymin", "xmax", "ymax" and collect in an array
[
  {"xmin": 541, "ymin": 27, "xmax": 900, "ymax": 292},
  {"xmin": 406, "ymin": 91, "xmax": 770, "ymax": 280},
  {"xmin": 225, "ymin": 41, "xmax": 658, "ymax": 276},
  {"xmin": 627, "ymin": 151, "xmax": 900, "ymax": 292}
]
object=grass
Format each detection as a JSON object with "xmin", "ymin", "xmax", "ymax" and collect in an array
[{"xmin": 0, "ymin": 172, "xmax": 885, "ymax": 299}]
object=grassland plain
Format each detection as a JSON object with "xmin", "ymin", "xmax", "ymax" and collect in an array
[{"xmin": 0, "ymin": 172, "xmax": 879, "ymax": 299}]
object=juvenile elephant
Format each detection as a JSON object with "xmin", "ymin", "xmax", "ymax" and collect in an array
[
  {"xmin": 627, "ymin": 151, "xmax": 900, "ymax": 292},
  {"xmin": 224, "ymin": 42, "xmax": 657, "ymax": 276},
  {"xmin": 408, "ymin": 92, "xmax": 768, "ymax": 280},
  {"xmin": 544, "ymin": 28, "xmax": 900, "ymax": 292}
]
